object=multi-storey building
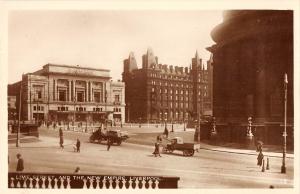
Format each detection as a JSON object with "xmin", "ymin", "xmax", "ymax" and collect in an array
[
  {"xmin": 7, "ymin": 64, "xmax": 125, "ymax": 124},
  {"xmin": 122, "ymin": 48, "xmax": 212, "ymax": 123}
]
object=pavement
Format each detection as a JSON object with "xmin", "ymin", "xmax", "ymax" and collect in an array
[{"xmin": 12, "ymin": 124, "xmax": 294, "ymax": 159}]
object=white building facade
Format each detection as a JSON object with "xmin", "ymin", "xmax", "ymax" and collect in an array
[{"xmin": 17, "ymin": 64, "xmax": 125, "ymax": 124}]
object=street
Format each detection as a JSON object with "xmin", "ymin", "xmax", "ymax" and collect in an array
[{"xmin": 8, "ymin": 127, "xmax": 294, "ymax": 189}]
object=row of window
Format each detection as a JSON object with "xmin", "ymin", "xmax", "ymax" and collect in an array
[
  {"xmin": 152, "ymin": 88, "xmax": 208, "ymax": 97},
  {"xmin": 33, "ymin": 105, "xmax": 44, "ymax": 111},
  {"xmin": 113, "ymin": 108, "xmax": 121, "ymax": 112},
  {"xmin": 150, "ymin": 81, "xmax": 193, "ymax": 88},
  {"xmin": 149, "ymin": 73, "xmax": 208, "ymax": 81},
  {"xmin": 56, "ymin": 106, "xmax": 121, "ymax": 112}
]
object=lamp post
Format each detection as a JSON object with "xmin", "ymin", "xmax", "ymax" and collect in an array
[
  {"xmin": 164, "ymin": 112, "xmax": 167, "ymax": 129},
  {"xmin": 16, "ymin": 78, "xmax": 23, "ymax": 147},
  {"xmin": 281, "ymin": 73, "xmax": 288, "ymax": 174},
  {"xmin": 105, "ymin": 90, "xmax": 108, "ymax": 129},
  {"xmin": 127, "ymin": 102, "xmax": 130, "ymax": 123},
  {"xmin": 139, "ymin": 117, "xmax": 141, "ymax": 128},
  {"xmin": 73, "ymin": 97, "xmax": 76, "ymax": 127}
]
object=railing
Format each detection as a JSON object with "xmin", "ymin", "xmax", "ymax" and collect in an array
[{"xmin": 8, "ymin": 173, "xmax": 180, "ymax": 189}]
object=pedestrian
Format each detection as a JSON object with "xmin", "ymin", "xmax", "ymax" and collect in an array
[
  {"xmin": 76, "ymin": 138, "xmax": 81, "ymax": 152},
  {"xmin": 107, "ymin": 137, "xmax": 112, "ymax": 151},
  {"xmin": 256, "ymin": 140, "xmax": 263, "ymax": 152},
  {"xmin": 74, "ymin": 167, "xmax": 80, "ymax": 174},
  {"xmin": 257, "ymin": 150, "xmax": 264, "ymax": 166},
  {"xmin": 152, "ymin": 142, "xmax": 161, "ymax": 157},
  {"xmin": 163, "ymin": 126, "xmax": 169, "ymax": 138},
  {"xmin": 16, "ymin": 153, "xmax": 24, "ymax": 172},
  {"xmin": 59, "ymin": 127, "xmax": 64, "ymax": 149}
]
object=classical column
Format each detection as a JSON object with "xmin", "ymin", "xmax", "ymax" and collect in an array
[
  {"xmin": 90, "ymin": 82, "xmax": 93, "ymax": 102},
  {"xmin": 255, "ymin": 39, "xmax": 267, "ymax": 122},
  {"xmin": 53, "ymin": 79, "xmax": 57, "ymax": 101},
  {"xmin": 69, "ymin": 80, "xmax": 72, "ymax": 101},
  {"xmin": 86, "ymin": 81, "xmax": 89, "ymax": 102},
  {"xmin": 73, "ymin": 80, "xmax": 76, "ymax": 101}
]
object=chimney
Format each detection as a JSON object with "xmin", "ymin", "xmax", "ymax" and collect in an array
[{"xmin": 185, "ymin": 67, "xmax": 189, "ymax": 73}]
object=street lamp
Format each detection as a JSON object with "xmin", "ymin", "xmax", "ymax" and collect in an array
[
  {"xmin": 16, "ymin": 78, "xmax": 23, "ymax": 147},
  {"xmin": 281, "ymin": 73, "xmax": 288, "ymax": 174},
  {"xmin": 73, "ymin": 97, "xmax": 76, "ymax": 127},
  {"xmin": 164, "ymin": 112, "xmax": 167, "ymax": 129},
  {"xmin": 139, "ymin": 117, "xmax": 141, "ymax": 128},
  {"xmin": 127, "ymin": 102, "xmax": 130, "ymax": 123}
]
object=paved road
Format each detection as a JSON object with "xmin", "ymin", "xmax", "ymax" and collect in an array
[{"xmin": 8, "ymin": 130, "xmax": 293, "ymax": 188}]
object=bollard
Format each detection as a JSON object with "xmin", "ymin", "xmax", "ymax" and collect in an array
[
  {"xmin": 266, "ymin": 157, "xmax": 270, "ymax": 170},
  {"xmin": 262, "ymin": 159, "xmax": 265, "ymax": 172}
]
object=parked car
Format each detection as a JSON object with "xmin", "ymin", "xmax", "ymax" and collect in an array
[
  {"xmin": 89, "ymin": 129, "xmax": 129, "ymax": 145},
  {"xmin": 163, "ymin": 137, "xmax": 200, "ymax": 156}
]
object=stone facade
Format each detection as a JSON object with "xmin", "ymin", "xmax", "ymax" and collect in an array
[
  {"xmin": 206, "ymin": 10, "xmax": 294, "ymax": 146},
  {"xmin": 122, "ymin": 48, "xmax": 212, "ymax": 123},
  {"xmin": 8, "ymin": 64, "xmax": 125, "ymax": 124}
]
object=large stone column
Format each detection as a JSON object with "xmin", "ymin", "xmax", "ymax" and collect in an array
[
  {"xmin": 86, "ymin": 81, "xmax": 89, "ymax": 102},
  {"xmin": 69, "ymin": 80, "xmax": 72, "ymax": 101},
  {"xmin": 53, "ymin": 79, "xmax": 57, "ymax": 101},
  {"xmin": 255, "ymin": 39, "xmax": 267, "ymax": 123},
  {"xmin": 73, "ymin": 80, "xmax": 76, "ymax": 101}
]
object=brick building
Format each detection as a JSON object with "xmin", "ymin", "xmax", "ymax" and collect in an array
[
  {"xmin": 122, "ymin": 48, "xmax": 212, "ymax": 123},
  {"xmin": 7, "ymin": 64, "xmax": 125, "ymax": 125}
]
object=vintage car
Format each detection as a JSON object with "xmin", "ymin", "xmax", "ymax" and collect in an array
[
  {"xmin": 163, "ymin": 137, "xmax": 200, "ymax": 156},
  {"xmin": 89, "ymin": 128, "xmax": 129, "ymax": 145}
]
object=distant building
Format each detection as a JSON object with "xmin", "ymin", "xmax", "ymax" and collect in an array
[
  {"xmin": 7, "ymin": 64, "xmax": 125, "ymax": 124},
  {"xmin": 7, "ymin": 96, "xmax": 17, "ymax": 121},
  {"xmin": 122, "ymin": 48, "xmax": 212, "ymax": 123},
  {"xmin": 207, "ymin": 10, "xmax": 293, "ymax": 146}
]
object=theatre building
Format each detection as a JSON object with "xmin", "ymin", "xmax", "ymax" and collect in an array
[{"xmin": 7, "ymin": 64, "xmax": 125, "ymax": 124}]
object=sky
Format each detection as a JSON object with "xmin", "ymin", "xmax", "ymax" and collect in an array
[{"xmin": 8, "ymin": 10, "xmax": 223, "ymax": 84}]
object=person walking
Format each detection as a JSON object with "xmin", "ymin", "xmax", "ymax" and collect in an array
[
  {"xmin": 74, "ymin": 167, "xmax": 80, "ymax": 174},
  {"xmin": 107, "ymin": 137, "xmax": 112, "ymax": 151},
  {"xmin": 163, "ymin": 126, "xmax": 169, "ymax": 139},
  {"xmin": 257, "ymin": 150, "xmax": 264, "ymax": 166},
  {"xmin": 16, "ymin": 153, "xmax": 24, "ymax": 172},
  {"xmin": 59, "ymin": 127, "xmax": 64, "ymax": 149},
  {"xmin": 76, "ymin": 138, "xmax": 81, "ymax": 153},
  {"xmin": 152, "ymin": 142, "xmax": 161, "ymax": 157}
]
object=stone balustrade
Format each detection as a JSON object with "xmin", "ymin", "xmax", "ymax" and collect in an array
[{"xmin": 8, "ymin": 173, "xmax": 180, "ymax": 189}]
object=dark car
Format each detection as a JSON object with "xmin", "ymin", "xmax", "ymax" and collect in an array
[{"xmin": 89, "ymin": 129, "xmax": 129, "ymax": 145}]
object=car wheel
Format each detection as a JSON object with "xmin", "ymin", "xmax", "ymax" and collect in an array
[{"xmin": 183, "ymin": 150, "xmax": 189, "ymax": 156}]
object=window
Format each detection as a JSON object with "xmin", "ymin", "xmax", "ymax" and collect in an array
[
  {"xmin": 33, "ymin": 106, "xmax": 36, "ymax": 111},
  {"xmin": 114, "ymin": 95, "xmax": 120, "ymax": 103},
  {"xmin": 77, "ymin": 92, "xmax": 84, "ymax": 102},
  {"xmin": 59, "ymin": 90, "xmax": 66, "ymax": 101},
  {"xmin": 37, "ymin": 91, "xmax": 42, "ymax": 99},
  {"xmin": 94, "ymin": 92, "xmax": 101, "ymax": 103}
]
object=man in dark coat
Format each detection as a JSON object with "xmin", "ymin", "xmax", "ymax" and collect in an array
[
  {"xmin": 152, "ymin": 142, "xmax": 161, "ymax": 157},
  {"xmin": 59, "ymin": 128, "xmax": 64, "ymax": 149},
  {"xmin": 107, "ymin": 137, "xmax": 112, "ymax": 151},
  {"xmin": 16, "ymin": 153, "xmax": 24, "ymax": 172},
  {"xmin": 257, "ymin": 150, "xmax": 264, "ymax": 166},
  {"xmin": 163, "ymin": 126, "xmax": 169, "ymax": 138},
  {"xmin": 76, "ymin": 138, "xmax": 81, "ymax": 152}
]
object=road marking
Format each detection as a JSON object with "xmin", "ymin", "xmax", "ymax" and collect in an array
[{"xmin": 107, "ymin": 163, "xmax": 293, "ymax": 185}]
